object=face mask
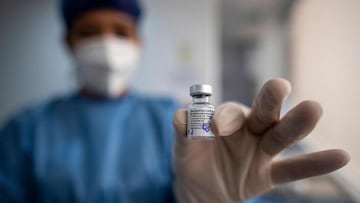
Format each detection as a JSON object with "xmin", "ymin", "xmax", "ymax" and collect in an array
[{"xmin": 73, "ymin": 36, "xmax": 140, "ymax": 97}]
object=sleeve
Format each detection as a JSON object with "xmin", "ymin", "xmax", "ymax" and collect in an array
[
  {"xmin": 147, "ymin": 98, "xmax": 179, "ymax": 203},
  {"xmin": 162, "ymin": 99, "xmax": 180, "ymax": 203},
  {"xmin": 161, "ymin": 98, "xmax": 180, "ymax": 169},
  {"xmin": 0, "ymin": 117, "xmax": 36, "ymax": 203}
]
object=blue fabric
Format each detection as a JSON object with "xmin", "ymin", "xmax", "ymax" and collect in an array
[
  {"xmin": 61, "ymin": 0, "xmax": 142, "ymax": 28},
  {"xmin": 247, "ymin": 198, "xmax": 286, "ymax": 203},
  {"xmin": 0, "ymin": 93, "xmax": 177, "ymax": 203}
]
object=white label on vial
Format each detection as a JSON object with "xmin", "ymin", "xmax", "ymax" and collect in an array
[{"xmin": 188, "ymin": 106, "xmax": 215, "ymax": 139}]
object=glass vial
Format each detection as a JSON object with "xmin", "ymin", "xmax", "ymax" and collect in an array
[{"xmin": 187, "ymin": 84, "xmax": 215, "ymax": 140}]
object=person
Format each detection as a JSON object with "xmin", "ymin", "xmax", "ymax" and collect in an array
[{"xmin": 0, "ymin": 0, "xmax": 350, "ymax": 202}]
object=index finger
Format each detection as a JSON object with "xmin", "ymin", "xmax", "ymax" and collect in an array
[
  {"xmin": 212, "ymin": 102, "xmax": 250, "ymax": 137},
  {"xmin": 247, "ymin": 78, "xmax": 292, "ymax": 135}
]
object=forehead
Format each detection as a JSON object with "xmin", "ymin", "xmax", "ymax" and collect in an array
[{"xmin": 71, "ymin": 9, "xmax": 137, "ymax": 29}]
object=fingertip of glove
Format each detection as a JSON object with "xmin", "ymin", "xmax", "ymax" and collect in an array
[
  {"xmin": 266, "ymin": 78, "xmax": 292, "ymax": 94},
  {"xmin": 330, "ymin": 149, "xmax": 351, "ymax": 168},
  {"xmin": 213, "ymin": 102, "xmax": 248, "ymax": 136}
]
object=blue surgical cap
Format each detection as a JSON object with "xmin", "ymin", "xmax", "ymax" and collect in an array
[{"xmin": 61, "ymin": 0, "xmax": 142, "ymax": 29}]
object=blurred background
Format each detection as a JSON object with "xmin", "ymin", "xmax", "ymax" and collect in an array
[{"xmin": 0, "ymin": 0, "xmax": 359, "ymax": 202}]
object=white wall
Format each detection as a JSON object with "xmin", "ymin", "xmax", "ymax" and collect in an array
[
  {"xmin": 134, "ymin": 0, "xmax": 221, "ymax": 105},
  {"xmin": 291, "ymin": 0, "xmax": 360, "ymax": 189},
  {"xmin": 0, "ymin": 0, "xmax": 221, "ymax": 124}
]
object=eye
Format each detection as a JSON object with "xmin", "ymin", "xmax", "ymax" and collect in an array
[
  {"xmin": 77, "ymin": 27, "xmax": 100, "ymax": 38},
  {"xmin": 114, "ymin": 25, "xmax": 130, "ymax": 38},
  {"xmin": 115, "ymin": 30, "xmax": 127, "ymax": 37}
]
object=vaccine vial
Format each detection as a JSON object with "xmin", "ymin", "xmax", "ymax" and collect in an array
[{"xmin": 187, "ymin": 84, "xmax": 215, "ymax": 140}]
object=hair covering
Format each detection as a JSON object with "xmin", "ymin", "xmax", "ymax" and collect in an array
[{"xmin": 61, "ymin": 0, "xmax": 142, "ymax": 29}]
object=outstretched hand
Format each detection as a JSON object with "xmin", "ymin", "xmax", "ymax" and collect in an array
[{"xmin": 173, "ymin": 78, "xmax": 350, "ymax": 202}]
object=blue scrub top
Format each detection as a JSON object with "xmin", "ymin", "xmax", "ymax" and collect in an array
[
  {"xmin": 0, "ymin": 92, "xmax": 268, "ymax": 203},
  {"xmin": 0, "ymin": 93, "xmax": 178, "ymax": 203}
]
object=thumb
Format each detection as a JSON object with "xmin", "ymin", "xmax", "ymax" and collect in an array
[
  {"xmin": 173, "ymin": 109, "xmax": 192, "ymax": 160},
  {"xmin": 173, "ymin": 109, "xmax": 187, "ymax": 137}
]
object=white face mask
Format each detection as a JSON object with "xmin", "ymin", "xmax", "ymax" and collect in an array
[{"xmin": 73, "ymin": 36, "xmax": 140, "ymax": 97}]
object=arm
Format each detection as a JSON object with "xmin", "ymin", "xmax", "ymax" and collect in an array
[{"xmin": 0, "ymin": 118, "xmax": 35, "ymax": 203}]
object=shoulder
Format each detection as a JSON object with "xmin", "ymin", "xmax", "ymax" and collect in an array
[
  {"xmin": 0, "ymin": 94, "xmax": 75, "ymax": 152},
  {"xmin": 1, "ymin": 94, "xmax": 75, "ymax": 131}
]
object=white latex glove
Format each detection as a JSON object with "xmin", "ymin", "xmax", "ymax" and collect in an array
[{"xmin": 173, "ymin": 79, "xmax": 350, "ymax": 203}]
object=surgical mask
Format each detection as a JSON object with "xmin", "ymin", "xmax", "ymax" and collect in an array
[{"xmin": 73, "ymin": 36, "xmax": 140, "ymax": 97}]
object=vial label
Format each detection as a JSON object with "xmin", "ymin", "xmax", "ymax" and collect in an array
[{"xmin": 187, "ymin": 105, "xmax": 215, "ymax": 140}]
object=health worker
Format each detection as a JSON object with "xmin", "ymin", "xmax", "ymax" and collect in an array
[{"xmin": 0, "ymin": 0, "xmax": 350, "ymax": 202}]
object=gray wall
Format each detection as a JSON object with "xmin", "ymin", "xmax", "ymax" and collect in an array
[{"xmin": 0, "ymin": 0, "xmax": 73, "ymax": 124}]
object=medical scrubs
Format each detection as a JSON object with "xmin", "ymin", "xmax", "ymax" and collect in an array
[{"xmin": 0, "ymin": 93, "xmax": 178, "ymax": 203}]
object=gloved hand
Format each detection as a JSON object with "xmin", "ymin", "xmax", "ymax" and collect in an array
[{"xmin": 173, "ymin": 78, "xmax": 350, "ymax": 203}]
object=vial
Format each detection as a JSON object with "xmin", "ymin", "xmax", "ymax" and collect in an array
[{"xmin": 187, "ymin": 84, "xmax": 215, "ymax": 140}]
